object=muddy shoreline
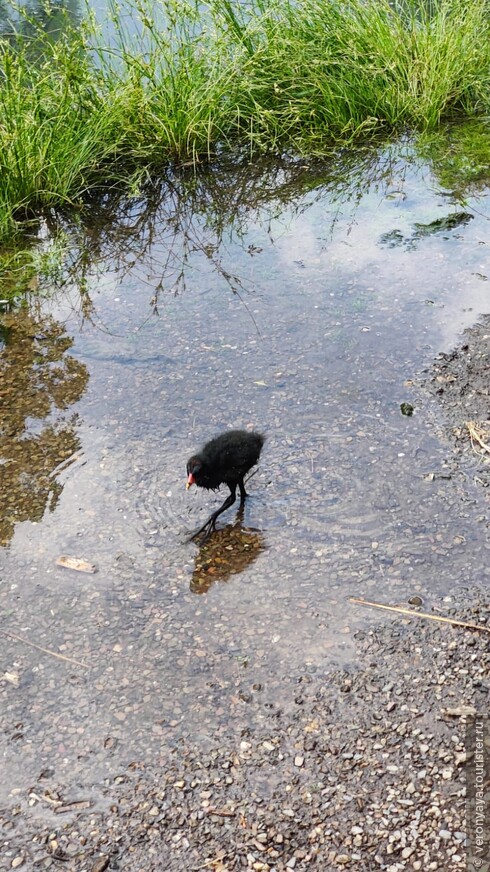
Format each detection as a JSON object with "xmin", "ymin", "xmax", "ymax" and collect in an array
[{"xmin": 1, "ymin": 326, "xmax": 489, "ymax": 871}]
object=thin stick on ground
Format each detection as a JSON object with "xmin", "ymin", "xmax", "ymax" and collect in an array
[
  {"xmin": 0, "ymin": 629, "xmax": 89, "ymax": 668},
  {"xmin": 349, "ymin": 598, "xmax": 490, "ymax": 634}
]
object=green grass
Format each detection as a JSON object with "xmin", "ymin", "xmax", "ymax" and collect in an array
[
  {"xmin": 1, "ymin": 0, "xmax": 490, "ymax": 257},
  {"xmin": 418, "ymin": 119, "xmax": 490, "ymax": 189}
]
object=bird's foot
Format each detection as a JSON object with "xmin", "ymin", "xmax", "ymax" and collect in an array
[{"xmin": 188, "ymin": 520, "xmax": 216, "ymax": 544}]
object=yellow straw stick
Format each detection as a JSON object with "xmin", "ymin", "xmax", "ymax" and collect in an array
[
  {"xmin": 1, "ymin": 629, "xmax": 88, "ymax": 668},
  {"xmin": 349, "ymin": 598, "xmax": 490, "ymax": 634}
]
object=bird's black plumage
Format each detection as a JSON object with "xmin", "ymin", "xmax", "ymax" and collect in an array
[{"xmin": 186, "ymin": 430, "xmax": 264, "ymax": 539}]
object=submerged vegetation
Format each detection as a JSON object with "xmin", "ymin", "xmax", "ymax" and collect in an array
[{"xmin": 1, "ymin": 0, "xmax": 490, "ymax": 260}]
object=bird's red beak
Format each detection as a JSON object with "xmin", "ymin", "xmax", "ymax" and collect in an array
[{"xmin": 186, "ymin": 473, "xmax": 195, "ymax": 490}]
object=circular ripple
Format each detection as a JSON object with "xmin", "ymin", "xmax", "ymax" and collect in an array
[{"xmin": 133, "ymin": 467, "xmax": 195, "ymax": 546}]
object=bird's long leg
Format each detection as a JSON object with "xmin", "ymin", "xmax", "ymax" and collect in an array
[
  {"xmin": 234, "ymin": 504, "xmax": 245, "ymax": 527},
  {"xmin": 189, "ymin": 485, "xmax": 237, "ymax": 542},
  {"xmin": 238, "ymin": 476, "xmax": 247, "ymax": 504}
]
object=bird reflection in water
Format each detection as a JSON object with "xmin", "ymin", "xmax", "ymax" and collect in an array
[{"xmin": 190, "ymin": 509, "xmax": 265, "ymax": 595}]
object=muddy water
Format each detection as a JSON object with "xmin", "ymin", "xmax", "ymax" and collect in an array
[{"xmin": 1, "ymin": 145, "xmax": 489, "ymax": 802}]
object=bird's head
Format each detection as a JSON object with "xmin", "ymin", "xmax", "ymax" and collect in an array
[{"xmin": 186, "ymin": 456, "xmax": 202, "ymax": 490}]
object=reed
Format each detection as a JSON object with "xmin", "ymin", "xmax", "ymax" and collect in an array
[{"xmin": 0, "ymin": 0, "xmax": 489, "ymax": 253}]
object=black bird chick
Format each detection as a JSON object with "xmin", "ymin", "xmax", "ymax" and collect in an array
[{"xmin": 186, "ymin": 429, "xmax": 264, "ymax": 539}]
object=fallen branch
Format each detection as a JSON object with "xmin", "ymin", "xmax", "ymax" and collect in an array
[
  {"xmin": 349, "ymin": 598, "xmax": 490, "ymax": 634},
  {"xmin": 0, "ymin": 629, "xmax": 89, "ymax": 668}
]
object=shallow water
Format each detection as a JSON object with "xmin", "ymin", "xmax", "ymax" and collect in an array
[{"xmin": 1, "ymin": 142, "xmax": 489, "ymax": 803}]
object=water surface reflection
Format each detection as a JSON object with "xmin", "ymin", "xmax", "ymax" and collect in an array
[
  {"xmin": 190, "ymin": 516, "xmax": 265, "ymax": 594},
  {"xmin": 0, "ymin": 139, "xmax": 489, "ymax": 804},
  {"xmin": 0, "ymin": 307, "xmax": 88, "ymax": 545}
]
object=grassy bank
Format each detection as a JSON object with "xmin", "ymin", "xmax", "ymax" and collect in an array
[{"xmin": 1, "ymin": 0, "xmax": 490, "ymax": 249}]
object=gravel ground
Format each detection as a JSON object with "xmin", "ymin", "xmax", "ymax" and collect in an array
[{"xmin": 1, "ymin": 586, "xmax": 489, "ymax": 871}]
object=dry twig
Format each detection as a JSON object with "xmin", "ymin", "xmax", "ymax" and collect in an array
[
  {"xmin": 349, "ymin": 598, "xmax": 490, "ymax": 634},
  {"xmin": 0, "ymin": 629, "xmax": 88, "ymax": 668}
]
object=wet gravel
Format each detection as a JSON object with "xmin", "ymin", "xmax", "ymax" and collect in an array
[{"xmin": 1, "ymin": 586, "xmax": 488, "ymax": 871}]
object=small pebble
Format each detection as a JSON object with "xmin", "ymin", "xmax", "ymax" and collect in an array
[{"xmin": 408, "ymin": 595, "xmax": 423, "ymax": 607}]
